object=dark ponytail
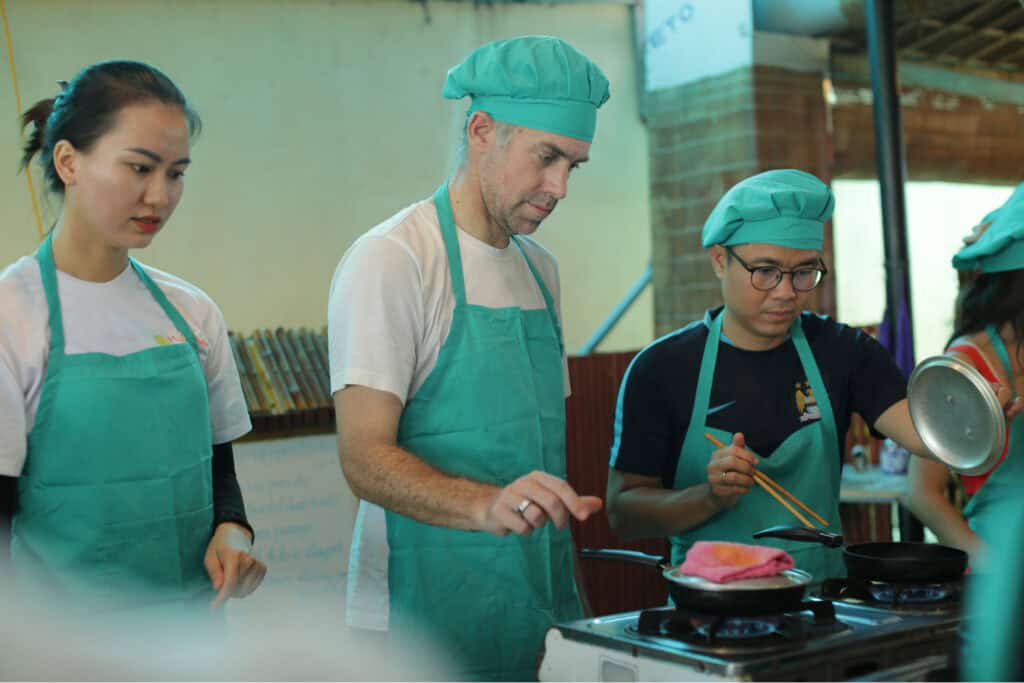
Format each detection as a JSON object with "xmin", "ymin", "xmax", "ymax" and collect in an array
[
  {"xmin": 19, "ymin": 98, "xmax": 56, "ymax": 172},
  {"xmin": 18, "ymin": 61, "xmax": 201, "ymax": 195},
  {"xmin": 951, "ymin": 268, "xmax": 1024, "ymax": 360}
]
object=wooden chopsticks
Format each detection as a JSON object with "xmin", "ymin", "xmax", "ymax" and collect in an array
[{"xmin": 703, "ymin": 432, "xmax": 829, "ymax": 529}]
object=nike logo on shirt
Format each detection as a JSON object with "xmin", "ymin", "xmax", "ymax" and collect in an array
[{"xmin": 707, "ymin": 400, "xmax": 736, "ymax": 416}]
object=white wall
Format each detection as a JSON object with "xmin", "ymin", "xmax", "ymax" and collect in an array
[
  {"xmin": 0, "ymin": 0, "xmax": 653, "ymax": 353},
  {"xmin": 644, "ymin": 0, "xmax": 752, "ymax": 91},
  {"xmin": 832, "ymin": 180, "xmax": 1014, "ymax": 360}
]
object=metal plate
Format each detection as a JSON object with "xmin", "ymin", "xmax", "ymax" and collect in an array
[
  {"xmin": 908, "ymin": 354, "xmax": 1006, "ymax": 476},
  {"xmin": 664, "ymin": 567, "xmax": 813, "ymax": 591}
]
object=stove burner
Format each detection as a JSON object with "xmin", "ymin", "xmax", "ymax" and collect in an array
[
  {"xmin": 632, "ymin": 600, "xmax": 848, "ymax": 652},
  {"xmin": 695, "ymin": 618, "xmax": 779, "ymax": 641},
  {"xmin": 819, "ymin": 577, "xmax": 963, "ymax": 610},
  {"xmin": 867, "ymin": 583, "xmax": 956, "ymax": 604}
]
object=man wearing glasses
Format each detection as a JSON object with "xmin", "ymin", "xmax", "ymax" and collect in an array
[{"xmin": 605, "ymin": 169, "xmax": 928, "ymax": 579}]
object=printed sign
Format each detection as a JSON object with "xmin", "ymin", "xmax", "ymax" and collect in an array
[{"xmin": 644, "ymin": 0, "xmax": 753, "ymax": 91}]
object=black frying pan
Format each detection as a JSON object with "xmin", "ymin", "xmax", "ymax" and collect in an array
[
  {"xmin": 753, "ymin": 526, "xmax": 968, "ymax": 583},
  {"xmin": 579, "ymin": 548, "xmax": 813, "ymax": 616}
]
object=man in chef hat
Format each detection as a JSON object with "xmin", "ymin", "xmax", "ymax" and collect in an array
[
  {"xmin": 606, "ymin": 169, "xmax": 946, "ymax": 581},
  {"xmin": 328, "ymin": 36, "xmax": 610, "ymax": 680}
]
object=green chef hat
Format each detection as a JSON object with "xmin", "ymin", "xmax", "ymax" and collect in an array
[
  {"xmin": 443, "ymin": 35, "xmax": 610, "ymax": 143},
  {"xmin": 953, "ymin": 183, "xmax": 1024, "ymax": 273},
  {"xmin": 701, "ymin": 169, "xmax": 834, "ymax": 251}
]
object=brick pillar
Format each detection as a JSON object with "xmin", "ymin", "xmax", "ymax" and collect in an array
[{"xmin": 647, "ymin": 65, "xmax": 835, "ymax": 337}]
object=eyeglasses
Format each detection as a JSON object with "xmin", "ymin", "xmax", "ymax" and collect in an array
[{"xmin": 725, "ymin": 246, "xmax": 828, "ymax": 292}]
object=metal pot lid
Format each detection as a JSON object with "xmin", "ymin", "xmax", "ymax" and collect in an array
[
  {"xmin": 908, "ymin": 354, "xmax": 1006, "ymax": 476},
  {"xmin": 664, "ymin": 567, "xmax": 812, "ymax": 591}
]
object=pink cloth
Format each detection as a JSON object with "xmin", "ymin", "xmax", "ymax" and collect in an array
[{"xmin": 680, "ymin": 541, "xmax": 795, "ymax": 583}]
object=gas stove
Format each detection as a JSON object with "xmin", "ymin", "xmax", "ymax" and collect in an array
[{"xmin": 540, "ymin": 595, "xmax": 961, "ymax": 681}]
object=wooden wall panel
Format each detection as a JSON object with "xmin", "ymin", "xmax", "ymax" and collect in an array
[
  {"xmin": 565, "ymin": 351, "xmax": 671, "ymax": 616},
  {"xmin": 832, "ymin": 79, "xmax": 1024, "ymax": 184}
]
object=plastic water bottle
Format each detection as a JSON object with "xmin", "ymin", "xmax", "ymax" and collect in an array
[
  {"xmin": 850, "ymin": 443, "xmax": 868, "ymax": 471},
  {"xmin": 880, "ymin": 438, "xmax": 909, "ymax": 474}
]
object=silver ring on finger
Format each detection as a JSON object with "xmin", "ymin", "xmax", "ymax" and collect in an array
[
  {"xmin": 721, "ymin": 471, "xmax": 729, "ymax": 484},
  {"xmin": 515, "ymin": 498, "xmax": 533, "ymax": 515}
]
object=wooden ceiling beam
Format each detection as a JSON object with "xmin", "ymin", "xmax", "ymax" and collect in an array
[
  {"xmin": 839, "ymin": 0, "xmax": 999, "ymax": 30},
  {"xmin": 962, "ymin": 29, "xmax": 1023, "ymax": 61},
  {"xmin": 900, "ymin": 2, "xmax": 999, "ymax": 52}
]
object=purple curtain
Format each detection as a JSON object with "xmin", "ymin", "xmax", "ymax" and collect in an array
[{"xmin": 878, "ymin": 298, "xmax": 915, "ymax": 379}]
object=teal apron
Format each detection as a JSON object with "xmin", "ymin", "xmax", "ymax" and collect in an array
[
  {"xmin": 958, "ymin": 326, "xmax": 1024, "ymax": 681},
  {"xmin": 963, "ymin": 502, "xmax": 1024, "ymax": 682},
  {"xmin": 963, "ymin": 325, "xmax": 1024, "ymax": 546},
  {"xmin": 11, "ymin": 235, "xmax": 215, "ymax": 616},
  {"xmin": 384, "ymin": 183, "xmax": 582, "ymax": 681},
  {"xmin": 671, "ymin": 310, "xmax": 845, "ymax": 581}
]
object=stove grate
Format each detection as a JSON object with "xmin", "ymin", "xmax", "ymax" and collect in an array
[{"xmin": 633, "ymin": 600, "xmax": 847, "ymax": 648}]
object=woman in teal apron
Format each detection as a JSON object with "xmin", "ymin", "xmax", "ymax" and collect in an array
[
  {"xmin": 1, "ymin": 60, "xmax": 264, "ymax": 619},
  {"xmin": 904, "ymin": 190, "xmax": 1024, "ymax": 570},
  {"xmin": 954, "ymin": 193, "xmax": 1024, "ymax": 548},
  {"xmin": 958, "ymin": 328, "xmax": 1024, "ymax": 682},
  {"xmin": 960, "ymin": 327, "xmax": 1024, "ymax": 547},
  {"xmin": 903, "ymin": 188, "xmax": 1024, "ymax": 679}
]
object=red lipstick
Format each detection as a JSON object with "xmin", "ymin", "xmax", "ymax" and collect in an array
[{"xmin": 132, "ymin": 216, "xmax": 162, "ymax": 234}]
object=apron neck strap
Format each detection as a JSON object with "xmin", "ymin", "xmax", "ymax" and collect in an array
[
  {"xmin": 688, "ymin": 309, "xmax": 839, "ymax": 460},
  {"xmin": 433, "ymin": 182, "xmax": 468, "ymax": 307},
  {"xmin": 687, "ymin": 308, "xmax": 725, "ymax": 431},
  {"xmin": 129, "ymin": 260, "xmax": 199, "ymax": 350},
  {"xmin": 34, "ymin": 234, "xmax": 198, "ymax": 354},
  {"xmin": 35, "ymin": 234, "xmax": 65, "ymax": 356},
  {"xmin": 511, "ymin": 237, "xmax": 564, "ymax": 354},
  {"xmin": 986, "ymin": 324, "xmax": 1017, "ymax": 399},
  {"xmin": 432, "ymin": 182, "xmax": 563, "ymax": 352}
]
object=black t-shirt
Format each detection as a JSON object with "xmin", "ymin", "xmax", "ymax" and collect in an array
[{"xmin": 610, "ymin": 308, "xmax": 908, "ymax": 488}]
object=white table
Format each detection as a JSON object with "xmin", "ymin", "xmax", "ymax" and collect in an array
[
  {"xmin": 839, "ymin": 465, "xmax": 914, "ymax": 541},
  {"xmin": 840, "ymin": 465, "xmax": 908, "ymax": 504}
]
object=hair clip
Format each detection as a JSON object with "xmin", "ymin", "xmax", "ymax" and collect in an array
[{"xmin": 56, "ymin": 79, "xmax": 69, "ymax": 91}]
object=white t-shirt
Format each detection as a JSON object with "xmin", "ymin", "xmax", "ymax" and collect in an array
[
  {"xmin": 327, "ymin": 197, "xmax": 570, "ymax": 631},
  {"xmin": 0, "ymin": 254, "xmax": 252, "ymax": 477}
]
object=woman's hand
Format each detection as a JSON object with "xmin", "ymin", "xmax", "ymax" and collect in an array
[
  {"xmin": 204, "ymin": 522, "xmax": 267, "ymax": 608},
  {"xmin": 993, "ymin": 383, "xmax": 1024, "ymax": 421},
  {"xmin": 962, "ymin": 219, "xmax": 992, "ymax": 246}
]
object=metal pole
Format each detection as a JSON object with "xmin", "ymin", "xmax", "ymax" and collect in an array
[
  {"xmin": 865, "ymin": 0, "xmax": 922, "ymax": 542},
  {"xmin": 866, "ymin": 0, "xmax": 913, "ymax": 356},
  {"xmin": 577, "ymin": 264, "xmax": 652, "ymax": 356}
]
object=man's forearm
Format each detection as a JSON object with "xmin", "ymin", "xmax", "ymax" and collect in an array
[
  {"xmin": 607, "ymin": 484, "xmax": 720, "ymax": 541},
  {"xmin": 342, "ymin": 440, "xmax": 499, "ymax": 531}
]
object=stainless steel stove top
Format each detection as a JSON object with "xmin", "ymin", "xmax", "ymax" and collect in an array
[{"xmin": 540, "ymin": 599, "xmax": 961, "ymax": 681}]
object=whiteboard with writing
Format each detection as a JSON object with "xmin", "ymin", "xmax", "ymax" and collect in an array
[
  {"xmin": 168, "ymin": 434, "xmax": 455, "ymax": 677},
  {"xmin": 645, "ymin": 0, "xmax": 753, "ymax": 92},
  {"xmin": 229, "ymin": 434, "xmax": 359, "ymax": 620}
]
